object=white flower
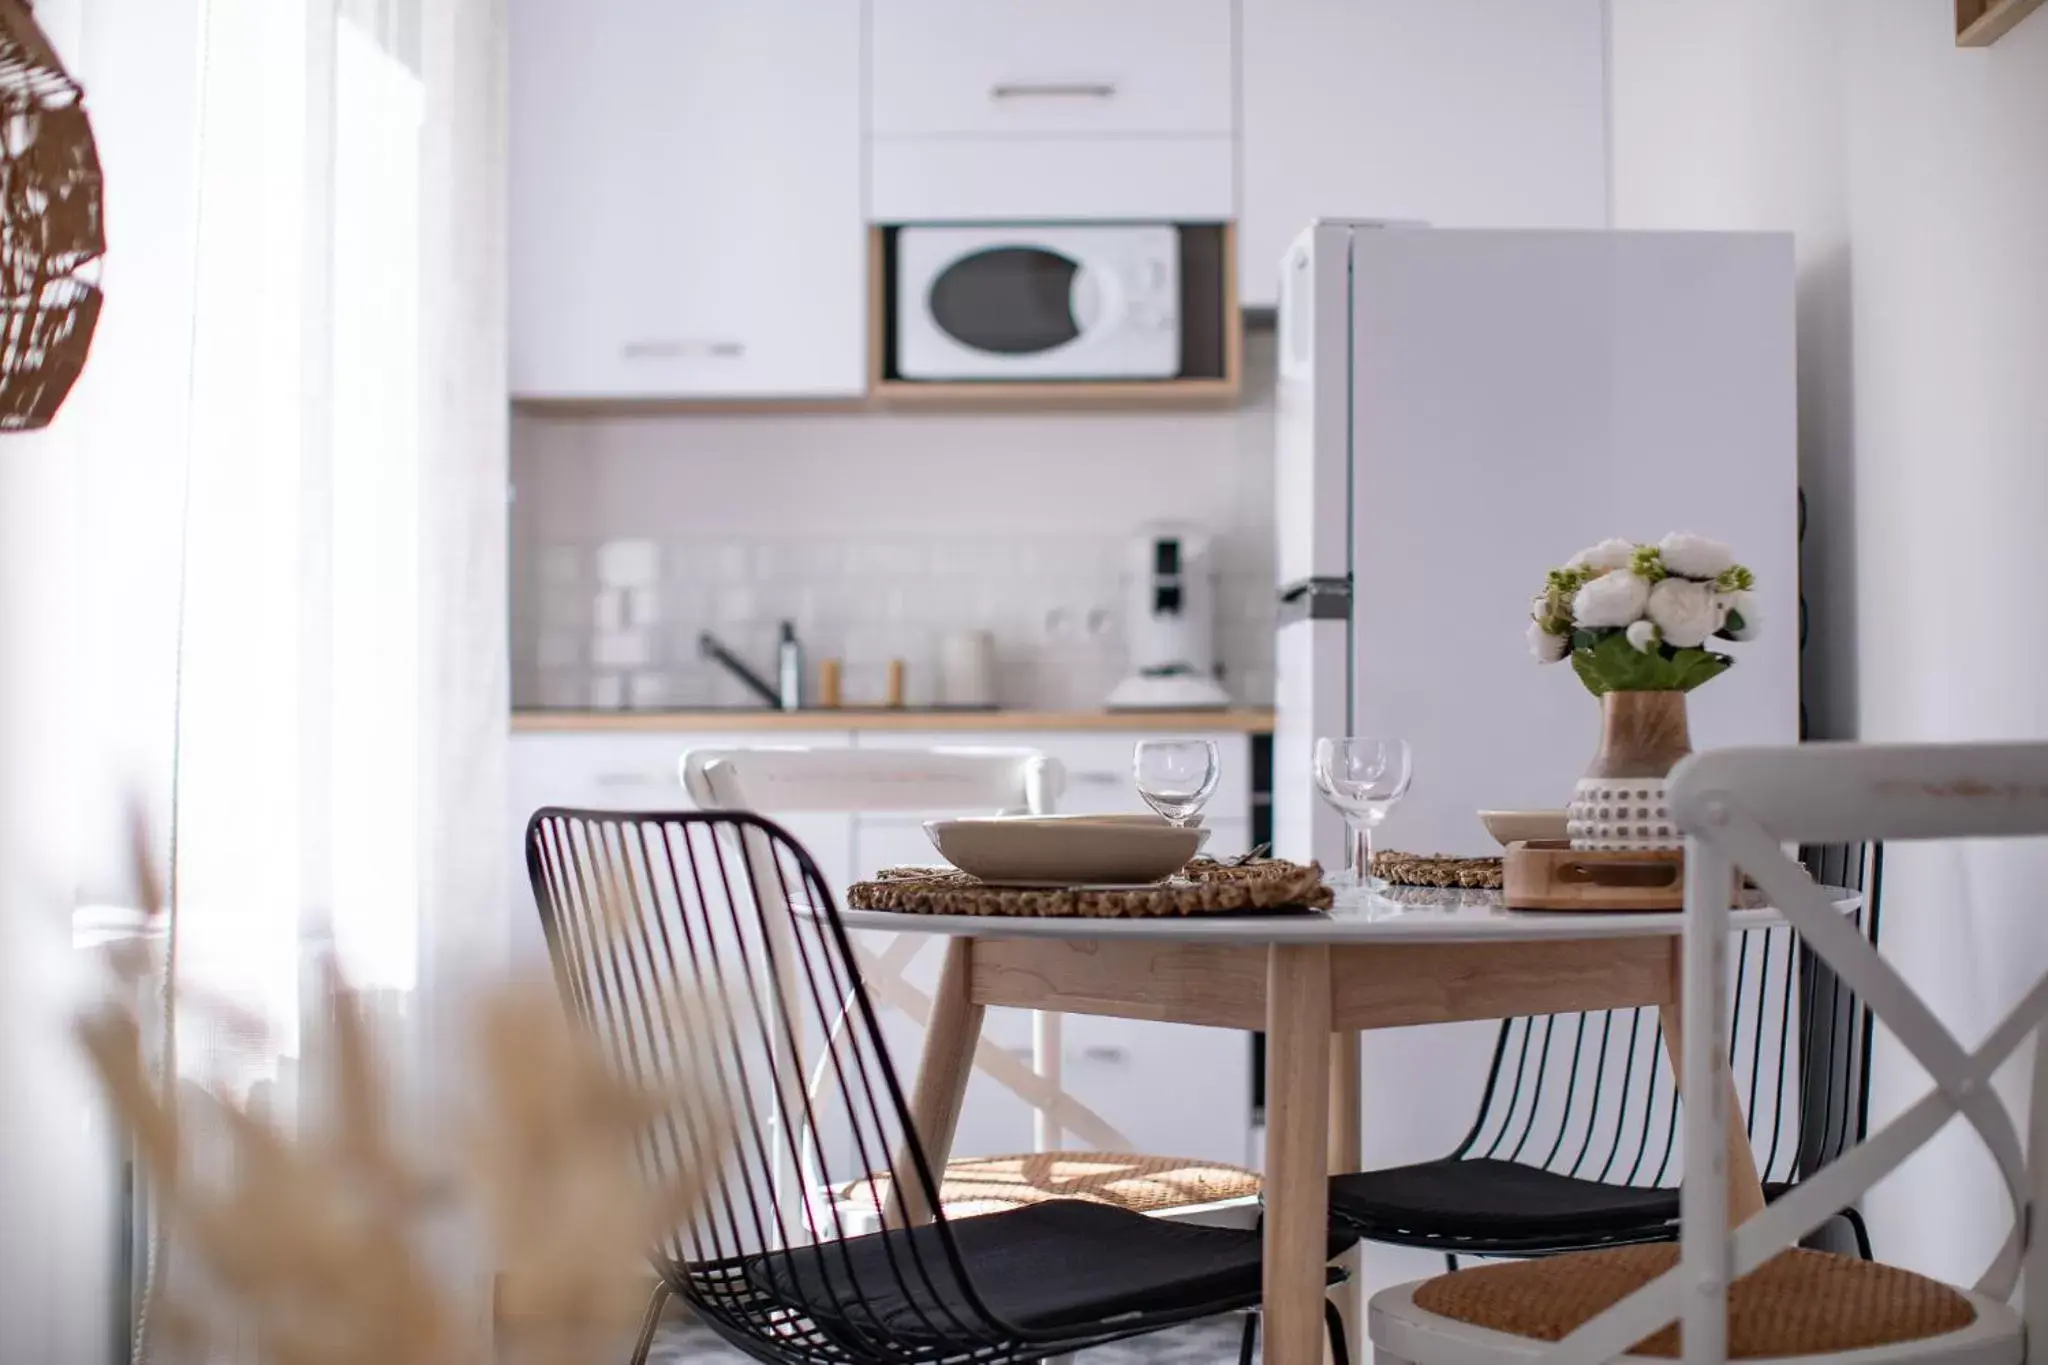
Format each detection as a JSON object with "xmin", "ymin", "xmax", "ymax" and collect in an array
[
  {"xmin": 1646, "ymin": 577, "xmax": 1720, "ymax": 648},
  {"xmin": 1718, "ymin": 589, "xmax": 1760, "ymax": 641},
  {"xmin": 1572, "ymin": 570, "xmax": 1651, "ymax": 628},
  {"xmin": 1567, "ymin": 538, "xmax": 1638, "ymax": 574},
  {"xmin": 1527, "ymin": 619, "xmax": 1569, "ymax": 663},
  {"xmin": 1626, "ymin": 620, "xmax": 1661, "ymax": 653},
  {"xmin": 1658, "ymin": 532, "xmax": 1734, "ymax": 580}
]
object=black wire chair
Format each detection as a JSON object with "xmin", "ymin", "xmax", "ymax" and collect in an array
[
  {"xmin": 527, "ymin": 807, "xmax": 1358, "ymax": 1365},
  {"xmin": 1328, "ymin": 842, "xmax": 1883, "ymax": 1266}
]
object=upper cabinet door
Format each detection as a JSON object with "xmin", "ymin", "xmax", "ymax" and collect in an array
[
  {"xmin": 510, "ymin": 0, "xmax": 865, "ymax": 400},
  {"xmin": 1239, "ymin": 0, "xmax": 1611, "ymax": 308},
  {"xmin": 870, "ymin": 0, "xmax": 1236, "ymax": 138}
]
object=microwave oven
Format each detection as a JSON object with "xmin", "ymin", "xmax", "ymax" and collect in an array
[{"xmin": 893, "ymin": 224, "xmax": 1183, "ymax": 381}]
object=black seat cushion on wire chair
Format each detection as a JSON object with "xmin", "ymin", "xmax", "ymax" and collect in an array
[
  {"xmin": 1329, "ymin": 1158, "xmax": 1680, "ymax": 1242},
  {"xmin": 747, "ymin": 1197, "xmax": 1358, "ymax": 1344}
]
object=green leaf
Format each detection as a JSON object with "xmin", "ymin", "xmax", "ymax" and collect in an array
[
  {"xmin": 1672, "ymin": 648, "xmax": 1734, "ymax": 692},
  {"xmin": 1570, "ymin": 647, "xmax": 1610, "ymax": 696},
  {"xmin": 1566, "ymin": 632, "xmax": 1735, "ymax": 696},
  {"xmin": 1571, "ymin": 631, "xmax": 1667, "ymax": 694}
]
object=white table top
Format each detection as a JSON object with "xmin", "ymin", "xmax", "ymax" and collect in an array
[{"xmin": 831, "ymin": 883, "xmax": 1861, "ymax": 946}]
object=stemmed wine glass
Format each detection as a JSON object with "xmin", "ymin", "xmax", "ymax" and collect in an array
[
  {"xmin": 1132, "ymin": 738, "xmax": 1222, "ymax": 827},
  {"xmin": 1313, "ymin": 737, "xmax": 1413, "ymax": 888}
]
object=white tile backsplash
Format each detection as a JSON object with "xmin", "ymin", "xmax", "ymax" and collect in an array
[
  {"xmin": 594, "ymin": 538, "xmax": 660, "ymax": 586},
  {"xmin": 511, "ymin": 334, "xmax": 1282, "ymax": 710}
]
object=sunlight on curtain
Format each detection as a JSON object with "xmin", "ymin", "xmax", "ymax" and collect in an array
[
  {"xmin": 330, "ymin": 22, "xmax": 425, "ymax": 995},
  {"xmin": 175, "ymin": 0, "xmax": 313, "ymax": 1074},
  {"xmin": 0, "ymin": 0, "xmax": 504, "ymax": 1354},
  {"xmin": 176, "ymin": 0, "xmax": 431, "ymax": 1065}
]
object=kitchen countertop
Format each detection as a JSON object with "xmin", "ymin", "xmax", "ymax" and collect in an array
[{"xmin": 512, "ymin": 708, "xmax": 1277, "ymax": 735}]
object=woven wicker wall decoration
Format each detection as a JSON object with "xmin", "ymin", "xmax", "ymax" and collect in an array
[{"xmin": 0, "ymin": 0, "xmax": 103, "ymax": 431}]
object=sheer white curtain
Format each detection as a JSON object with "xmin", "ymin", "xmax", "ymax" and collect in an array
[{"xmin": 0, "ymin": 0, "xmax": 507, "ymax": 1356}]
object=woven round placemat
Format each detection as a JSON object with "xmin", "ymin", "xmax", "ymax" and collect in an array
[
  {"xmin": 848, "ymin": 857, "xmax": 1331, "ymax": 919},
  {"xmin": 1374, "ymin": 850, "xmax": 1505, "ymax": 890},
  {"xmin": 1411, "ymin": 1243, "xmax": 1977, "ymax": 1358}
]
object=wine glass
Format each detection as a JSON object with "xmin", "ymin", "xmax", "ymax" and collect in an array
[
  {"xmin": 1132, "ymin": 739, "xmax": 1222, "ymax": 827},
  {"xmin": 1313, "ymin": 737, "xmax": 1413, "ymax": 887}
]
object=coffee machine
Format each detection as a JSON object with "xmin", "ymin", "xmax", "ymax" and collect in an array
[{"xmin": 1106, "ymin": 523, "xmax": 1233, "ymax": 709}]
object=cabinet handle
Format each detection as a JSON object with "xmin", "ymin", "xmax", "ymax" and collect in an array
[
  {"xmin": 621, "ymin": 339, "xmax": 746, "ymax": 360},
  {"xmin": 1078, "ymin": 1045, "xmax": 1128, "ymax": 1064},
  {"xmin": 990, "ymin": 81, "xmax": 1117, "ymax": 100},
  {"xmin": 1070, "ymin": 771, "xmax": 1121, "ymax": 787}
]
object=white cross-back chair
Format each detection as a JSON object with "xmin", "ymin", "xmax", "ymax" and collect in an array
[
  {"xmin": 1369, "ymin": 741, "xmax": 2048, "ymax": 1365},
  {"xmin": 681, "ymin": 745, "xmax": 1264, "ymax": 1236}
]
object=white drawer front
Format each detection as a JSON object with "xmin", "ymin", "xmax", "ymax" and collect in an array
[
  {"xmin": 1042, "ymin": 732, "xmax": 1254, "ymax": 823},
  {"xmin": 854, "ymin": 729, "xmax": 1254, "ymax": 823},
  {"xmin": 510, "ymin": 733, "xmax": 859, "ymax": 965},
  {"xmin": 870, "ymin": 0, "xmax": 1235, "ymax": 138},
  {"xmin": 870, "ymin": 136, "xmax": 1236, "ymax": 223},
  {"xmin": 1059, "ymin": 1017, "xmax": 1252, "ymax": 1165}
]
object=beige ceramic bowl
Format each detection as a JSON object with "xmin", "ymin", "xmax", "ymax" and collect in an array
[
  {"xmin": 924, "ymin": 815, "xmax": 1209, "ymax": 887},
  {"xmin": 1479, "ymin": 809, "xmax": 1571, "ymax": 847},
  {"xmin": 993, "ymin": 812, "xmax": 1204, "ymax": 828}
]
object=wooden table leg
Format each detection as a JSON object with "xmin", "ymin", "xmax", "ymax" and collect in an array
[
  {"xmin": 1327, "ymin": 1029, "xmax": 1363, "ymax": 1365},
  {"xmin": 1266, "ymin": 944, "xmax": 1333, "ymax": 1365},
  {"xmin": 1658, "ymin": 961, "xmax": 1766, "ymax": 1226},
  {"xmin": 890, "ymin": 937, "xmax": 984, "ymax": 1227}
]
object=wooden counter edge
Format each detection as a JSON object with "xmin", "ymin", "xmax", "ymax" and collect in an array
[{"xmin": 512, "ymin": 708, "xmax": 1278, "ymax": 735}]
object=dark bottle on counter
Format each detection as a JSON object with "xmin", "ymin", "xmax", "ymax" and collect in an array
[{"xmin": 776, "ymin": 620, "xmax": 804, "ymax": 710}]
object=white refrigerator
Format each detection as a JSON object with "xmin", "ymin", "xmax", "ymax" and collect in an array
[{"xmin": 1272, "ymin": 221, "xmax": 1801, "ymax": 1292}]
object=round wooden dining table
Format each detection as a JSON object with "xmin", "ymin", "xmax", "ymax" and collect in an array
[{"xmin": 837, "ymin": 883, "xmax": 1856, "ymax": 1365}]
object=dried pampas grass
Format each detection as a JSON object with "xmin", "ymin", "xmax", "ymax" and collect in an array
[{"xmin": 79, "ymin": 821, "xmax": 727, "ymax": 1365}]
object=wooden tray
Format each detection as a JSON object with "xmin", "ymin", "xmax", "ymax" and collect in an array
[{"xmin": 1502, "ymin": 839, "xmax": 1685, "ymax": 911}]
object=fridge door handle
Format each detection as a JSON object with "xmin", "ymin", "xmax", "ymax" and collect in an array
[{"xmin": 1277, "ymin": 576, "xmax": 1352, "ymax": 625}]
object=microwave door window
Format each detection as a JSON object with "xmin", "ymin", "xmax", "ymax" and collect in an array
[{"xmin": 928, "ymin": 247, "xmax": 1083, "ymax": 356}]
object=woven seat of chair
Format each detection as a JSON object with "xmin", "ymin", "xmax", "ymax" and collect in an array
[
  {"xmin": 836, "ymin": 1152, "xmax": 1262, "ymax": 1220},
  {"xmin": 1410, "ymin": 1244, "xmax": 1978, "ymax": 1358}
]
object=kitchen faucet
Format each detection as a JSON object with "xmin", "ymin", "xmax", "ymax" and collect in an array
[{"xmin": 699, "ymin": 625, "xmax": 802, "ymax": 710}]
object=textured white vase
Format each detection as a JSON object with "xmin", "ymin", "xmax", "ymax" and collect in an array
[
  {"xmin": 1568, "ymin": 691, "xmax": 1691, "ymax": 852},
  {"xmin": 1568, "ymin": 776, "xmax": 1680, "ymax": 851}
]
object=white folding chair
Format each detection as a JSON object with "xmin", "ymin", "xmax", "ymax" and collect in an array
[
  {"xmin": 681, "ymin": 744, "xmax": 1263, "ymax": 1235},
  {"xmin": 1368, "ymin": 741, "xmax": 2048, "ymax": 1365}
]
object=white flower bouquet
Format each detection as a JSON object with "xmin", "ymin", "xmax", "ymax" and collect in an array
[{"xmin": 1528, "ymin": 533, "xmax": 1759, "ymax": 695}]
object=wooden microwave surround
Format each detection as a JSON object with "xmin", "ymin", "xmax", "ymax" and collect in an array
[
  {"xmin": 1956, "ymin": 0, "xmax": 2045, "ymax": 44},
  {"xmin": 867, "ymin": 223, "xmax": 1244, "ymax": 409},
  {"xmin": 510, "ymin": 225, "xmax": 1246, "ymax": 417}
]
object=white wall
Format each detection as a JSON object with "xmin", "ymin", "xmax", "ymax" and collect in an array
[
  {"xmin": 1610, "ymin": 0, "xmax": 1855, "ymax": 740},
  {"xmin": 510, "ymin": 333, "xmax": 1281, "ymax": 710},
  {"xmin": 1612, "ymin": 0, "xmax": 2048, "ymax": 1287},
  {"xmin": 1837, "ymin": 0, "xmax": 2048, "ymax": 1286}
]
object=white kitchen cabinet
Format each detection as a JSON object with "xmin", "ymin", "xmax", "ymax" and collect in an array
[
  {"xmin": 869, "ymin": 0, "xmax": 1236, "ymax": 137},
  {"xmin": 507, "ymin": 731, "xmax": 855, "ymax": 969},
  {"xmin": 866, "ymin": 0, "xmax": 1237, "ymax": 223},
  {"xmin": 1062, "ymin": 1017, "xmax": 1253, "ymax": 1166},
  {"xmin": 847, "ymin": 815, "xmax": 1040, "ymax": 1164},
  {"xmin": 1238, "ymin": 0, "xmax": 1611, "ymax": 307},
  {"xmin": 869, "ymin": 137, "xmax": 1236, "ymax": 223},
  {"xmin": 848, "ymin": 728, "xmax": 1259, "ymax": 1166},
  {"xmin": 850, "ymin": 729, "xmax": 1255, "ymax": 823},
  {"xmin": 510, "ymin": 722, "xmax": 1267, "ymax": 1167},
  {"xmin": 509, "ymin": 0, "xmax": 866, "ymax": 400}
]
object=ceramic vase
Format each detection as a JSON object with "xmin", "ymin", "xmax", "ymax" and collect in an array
[{"xmin": 1567, "ymin": 690, "xmax": 1692, "ymax": 850}]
